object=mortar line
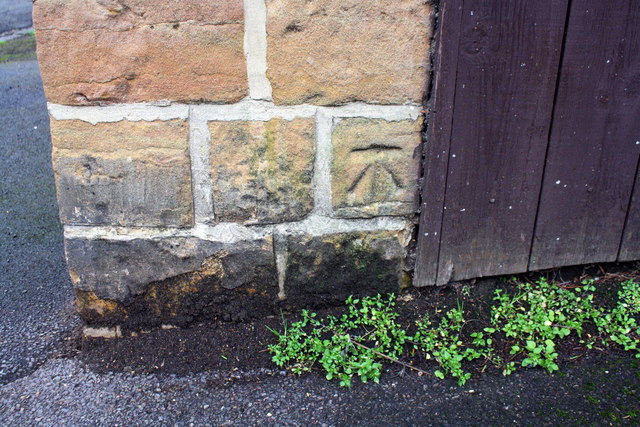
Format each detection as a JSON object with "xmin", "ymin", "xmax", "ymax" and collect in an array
[
  {"xmin": 47, "ymin": 102, "xmax": 188, "ymax": 124},
  {"xmin": 244, "ymin": 0, "xmax": 273, "ymax": 100},
  {"xmin": 273, "ymin": 233, "xmax": 288, "ymax": 300},
  {"xmin": 319, "ymin": 103, "xmax": 422, "ymax": 120},
  {"xmin": 188, "ymin": 106, "xmax": 215, "ymax": 224},
  {"xmin": 313, "ymin": 111, "xmax": 334, "ymax": 216},
  {"xmin": 63, "ymin": 215, "xmax": 411, "ymax": 242},
  {"xmin": 48, "ymin": 101, "xmax": 422, "ymax": 123},
  {"xmin": 189, "ymin": 101, "xmax": 317, "ymax": 122}
]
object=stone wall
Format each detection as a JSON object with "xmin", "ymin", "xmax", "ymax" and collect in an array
[{"xmin": 33, "ymin": 0, "xmax": 433, "ymax": 332}]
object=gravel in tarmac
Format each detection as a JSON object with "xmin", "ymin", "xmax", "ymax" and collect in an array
[
  {"xmin": 0, "ymin": 59, "xmax": 79, "ymax": 386},
  {"xmin": 1, "ymin": 353, "xmax": 639, "ymax": 426},
  {"xmin": 0, "ymin": 0, "xmax": 32, "ymax": 35}
]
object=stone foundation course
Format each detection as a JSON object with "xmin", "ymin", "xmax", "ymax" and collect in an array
[{"xmin": 34, "ymin": 0, "xmax": 433, "ymax": 331}]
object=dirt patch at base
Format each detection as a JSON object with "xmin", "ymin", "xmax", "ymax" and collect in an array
[
  {"xmin": 75, "ymin": 262, "xmax": 638, "ymax": 375},
  {"xmin": 70, "ymin": 262, "xmax": 640, "ymax": 423}
]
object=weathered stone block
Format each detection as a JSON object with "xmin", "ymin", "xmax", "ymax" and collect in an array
[
  {"xmin": 331, "ymin": 118, "xmax": 422, "ymax": 218},
  {"xmin": 66, "ymin": 236, "xmax": 278, "ymax": 327},
  {"xmin": 266, "ymin": 0, "xmax": 432, "ymax": 105},
  {"xmin": 34, "ymin": 0, "xmax": 246, "ymax": 105},
  {"xmin": 209, "ymin": 119, "xmax": 315, "ymax": 224},
  {"xmin": 283, "ymin": 230, "xmax": 406, "ymax": 307},
  {"xmin": 51, "ymin": 119, "xmax": 193, "ymax": 227}
]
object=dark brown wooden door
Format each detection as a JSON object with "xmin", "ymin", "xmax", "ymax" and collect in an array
[{"xmin": 415, "ymin": 0, "xmax": 640, "ymax": 286}]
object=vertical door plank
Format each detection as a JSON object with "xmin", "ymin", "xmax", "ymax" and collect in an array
[
  {"xmin": 529, "ymin": 1, "xmax": 640, "ymax": 270},
  {"xmin": 435, "ymin": 1, "xmax": 568, "ymax": 283},
  {"xmin": 619, "ymin": 164, "xmax": 640, "ymax": 261},
  {"xmin": 414, "ymin": 0, "xmax": 464, "ymax": 286}
]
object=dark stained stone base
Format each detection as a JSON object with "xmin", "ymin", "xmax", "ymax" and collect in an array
[
  {"xmin": 66, "ymin": 236, "xmax": 278, "ymax": 329},
  {"xmin": 282, "ymin": 230, "xmax": 406, "ymax": 308},
  {"xmin": 66, "ymin": 230, "xmax": 409, "ymax": 330}
]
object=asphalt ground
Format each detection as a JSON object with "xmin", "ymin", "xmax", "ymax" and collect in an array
[
  {"xmin": 0, "ymin": 59, "xmax": 78, "ymax": 386},
  {"xmin": 0, "ymin": 19, "xmax": 638, "ymax": 427},
  {"xmin": 0, "ymin": 0, "xmax": 32, "ymax": 35}
]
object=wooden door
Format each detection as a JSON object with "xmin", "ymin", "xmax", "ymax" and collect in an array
[{"xmin": 415, "ymin": 0, "xmax": 640, "ymax": 286}]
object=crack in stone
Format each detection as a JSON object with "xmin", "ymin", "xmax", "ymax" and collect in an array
[
  {"xmin": 35, "ymin": 20, "xmax": 242, "ymax": 33},
  {"xmin": 350, "ymin": 143, "xmax": 402, "ymax": 152}
]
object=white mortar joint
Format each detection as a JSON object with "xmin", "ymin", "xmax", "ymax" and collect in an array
[
  {"xmin": 188, "ymin": 106, "xmax": 216, "ymax": 224},
  {"xmin": 243, "ymin": 0, "xmax": 273, "ymax": 101},
  {"xmin": 47, "ymin": 103, "xmax": 188, "ymax": 124},
  {"xmin": 63, "ymin": 215, "xmax": 411, "ymax": 243},
  {"xmin": 48, "ymin": 101, "xmax": 421, "ymax": 124},
  {"xmin": 313, "ymin": 110, "xmax": 334, "ymax": 216}
]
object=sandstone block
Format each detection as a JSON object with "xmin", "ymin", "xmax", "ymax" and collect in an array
[
  {"xmin": 51, "ymin": 119, "xmax": 193, "ymax": 227},
  {"xmin": 66, "ymin": 236, "xmax": 277, "ymax": 326},
  {"xmin": 331, "ymin": 118, "xmax": 422, "ymax": 218},
  {"xmin": 283, "ymin": 230, "xmax": 406, "ymax": 306},
  {"xmin": 266, "ymin": 0, "xmax": 432, "ymax": 105},
  {"xmin": 209, "ymin": 119, "xmax": 315, "ymax": 224},
  {"xmin": 34, "ymin": 0, "xmax": 246, "ymax": 105}
]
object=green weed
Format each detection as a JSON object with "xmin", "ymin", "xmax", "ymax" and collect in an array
[
  {"xmin": 488, "ymin": 278, "xmax": 599, "ymax": 373},
  {"xmin": 268, "ymin": 294, "xmax": 407, "ymax": 387},
  {"xmin": 267, "ymin": 278, "xmax": 640, "ymax": 387},
  {"xmin": 411, "ymin": 303, "xmax": 491, "ymax": 385},
  {"xmin": 593, "ymin": 280, "xmax": 640, "ymax": 358},
  {"xmin": 0, "ymin": 34, "xmax": 36, "ymax": 63}
]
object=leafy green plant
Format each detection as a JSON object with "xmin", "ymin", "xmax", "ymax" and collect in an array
[
  {"xmin": 267, "ymin": 278, "xmax": 640, "ymax": 387},
  {"xmin": 593, "ymin": 280, "xmax": 640, "ymax": 358},
  {"xmin": 488, "ymin": 278, "xmax": 599, "ymax": 373},
  {"xmin": 268, "ymin": 294, "xmax": 408, "ymax": 387},
  {"xmin": 411, "ymin": 304, "xmax": 491, "ymax": 385}
]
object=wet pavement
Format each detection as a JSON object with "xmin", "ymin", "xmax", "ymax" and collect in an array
[
  {"xmin": 0, "ymin": 59, "xmax": 78, "ymax": 386},
  {"xmin": 0, "ymin": 0, "xmax": 32, "ymax": 35}
]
